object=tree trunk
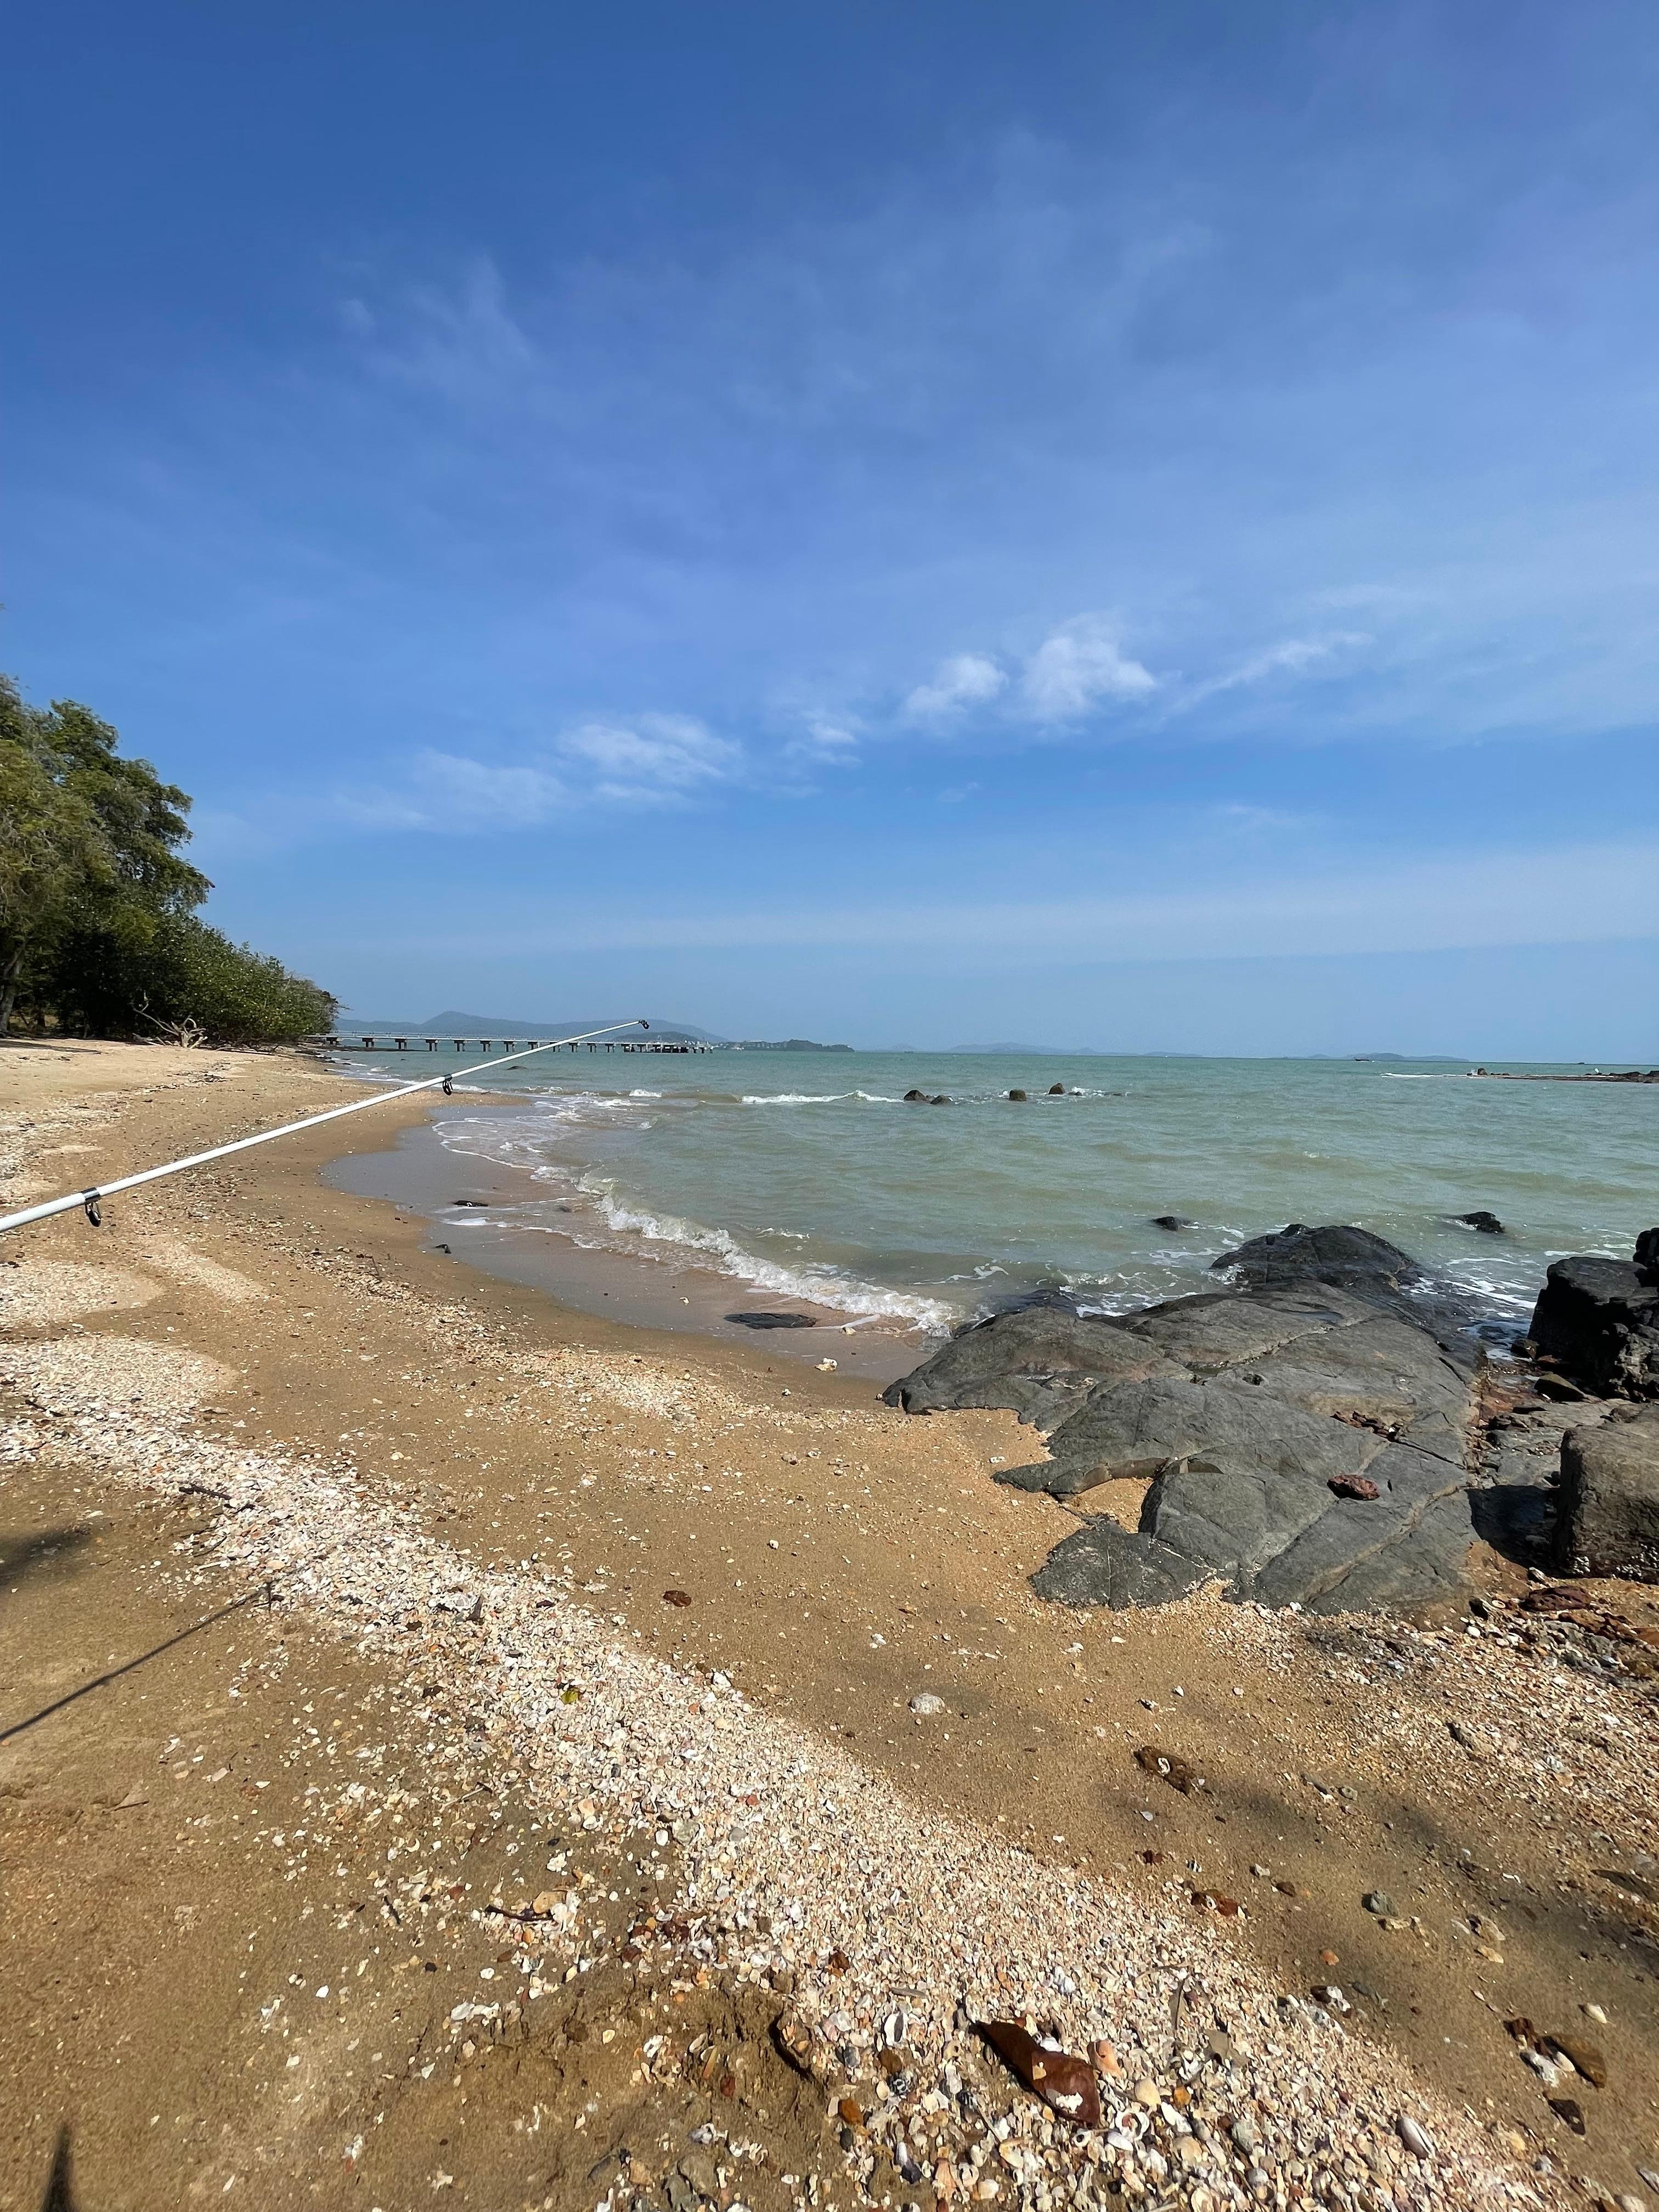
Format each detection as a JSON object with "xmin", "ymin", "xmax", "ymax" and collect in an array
[{"xmin": 0, "ymin": 945, "xmax": 25, "ymax": 1037}]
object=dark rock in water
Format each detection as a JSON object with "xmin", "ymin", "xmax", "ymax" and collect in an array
[
  {"xmin": 995, "ymin": 1281, "xmax": 1084, "ymax": 1316},
  {"xmin": 902, "ymin": 1088, "xmax": 928, "ymax": 1103},
  {"xmin": 726, "ymin": 1311, "xmax": 817, "ymax": 1329},
  {"xmin": 1212, "ymin": 1222, "xmax": 1420, "ymax": 1293},
  {"xmin": 1529, "ymin": 1241, "xmax": 1659, "ymax": 1399},
  {"xmin": 1008, "ymin": 1089, "xmax": 1028, "ymax": 1102},
  {"xmin": 1554, "ymin": 1406, "xmax": 1659, "ymax": 1582},
  {"xmin": 888, "ymin": 1224, "xmax": 1495, "ymax": 1620},
  {"xmin": 1456, "ymin": 1211, "xmax": 1505, "ymax": 1234},
  {"xmin": 1211, "ymin": 1221, "xmax": 1485, "ymax": 1345},
  {"xmin": 1048, "ymin": 1083, "xmax": 1065, "ymax": 1094},
  {"xmin": 451, "ymin": 1198, "xmax": 488, "ymax": 1208},
  {"xmin": 928, "ymin": 1094, "xmax": 951, "ymax": 1105},
  {"xmin": 1152, "ymin": 1214, "xmax": 1193, "ymax": 1231}
]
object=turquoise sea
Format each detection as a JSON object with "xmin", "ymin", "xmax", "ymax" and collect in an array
[{"xmin": 334, "ymin": 1049, "xmax": 1656, "ymax": 1344}]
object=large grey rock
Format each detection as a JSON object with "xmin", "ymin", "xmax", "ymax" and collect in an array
[
  {"xmin": 1242, "ymin": 1314, "xmax": 1474, "ymax": 1433},
  {"xmin": 1554, "ymin": 1406, "xmax": 1659, "ymax": 1581},
  {"xmin": 1249, "ymin": 1442, "xmax": 1472, "ymax": 1609},
  {"xmin": 1116, "ymin": 1286, "xmax": 1378, "ymax": 1370},
  {"xmin": 1298, "ymin": 1491, "xmax": 1480, "ymax": 1615},
  {"xmin": 1528, "ymin": 1245, "xmax": 1659, "ymax": 1400},
  {"xmin": 1027, "ymin": 1432, "xmax": 1475, "ymax": 1614},
  {"xmin": 886, "ymin": 1224, "xmax": 1492, "ymax": 1620},
  {"xmin": 1032, "ymin": 1522, "xmax": 1212, "ymax": 1609},
  {"xmin": 880, "ymin": 1305, "xmax": 1177, "ymax": 1429},
  {"xmin": 1035, "ymin": 1373, "xmax": 1376, "ymax": 1490}
]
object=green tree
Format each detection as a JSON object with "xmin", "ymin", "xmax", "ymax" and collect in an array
[
  {"xmin": 0, "ymin": 676, "xmax": 210, "ymax": 1031},
  {"xmin": 1, "ymin": 673, "xmax": 334, "ymax": 1044},
  {"xmin": 50, "ymin": 912, "xmax": 335, "ymax": 1048}
]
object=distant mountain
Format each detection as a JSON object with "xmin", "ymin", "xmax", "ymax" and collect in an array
[{"xmin": 335, "ymin": 1010, "xmax": 725, "ymax": 1043}]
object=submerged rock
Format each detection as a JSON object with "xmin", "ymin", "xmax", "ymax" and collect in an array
[
  {"xmin": 1456, "ymin": 1210, "xmax": 1506, "ymax": 1234},
  {"xmin": 1211, "ymin": 1222, "xmax": 1420, "ymax": 1294},
  {"xmin": 726, "ymin": 1311, "xmax": 817, "ymax": 1330},
  {"xmin": 1151, "ymin": 1214, "xmax": 1193, "ymax": 1231}
]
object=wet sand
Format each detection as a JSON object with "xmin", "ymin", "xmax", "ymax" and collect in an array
[{"xmin": 323, "ymin": 1105, "xmax": 928, "ymax": 1389}]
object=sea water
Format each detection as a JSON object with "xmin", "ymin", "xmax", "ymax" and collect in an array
[{"xmin": 332, "ymin": 1049, "xmax": 1655, "ymax": 1342}]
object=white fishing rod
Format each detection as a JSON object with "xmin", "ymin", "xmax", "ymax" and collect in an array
[{"xmin": 0, "ymin": 1019, "xmax": 651, "ymax": 1237}]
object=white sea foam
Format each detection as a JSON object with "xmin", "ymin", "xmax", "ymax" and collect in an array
[
  {"xmin": 429, "ymin": 1107, "xmax": 954, "ymax": 1330},
  {"xmin": 579, "ymin": 1182, "xmax": 955, "ymax": 1329}
]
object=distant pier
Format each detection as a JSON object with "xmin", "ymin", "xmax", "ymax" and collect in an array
[{"xmin": 324, "ymin": 1036, "xmax": 712, "ymax": 1054}]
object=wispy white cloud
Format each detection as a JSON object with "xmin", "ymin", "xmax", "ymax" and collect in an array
[
  {"xmin": 1176, "ymin": 631, "xmax": 1370, "ymax": 712},
  {"xmin": 409, "ymin": 750, "xmax": 567, "ymax": 826},
  {"xmin": 338, "ymin": 713, "xmax": 738, "ymax": 829},
  {"xmin": 905, "ymin": 652, "xmax": 1007, "ymax": 719},
  {"xmin": 558, "ymin": 714, "xmax": 737, "ymax": 802},
  {"xmin": 1210, "ymin": 802, "xmax": 1312, "ymax": 832},
  {"xmin": 1021, "ymin": 616, "xmax": 1158, "ymax": 721},
  {"xmin": 342, "ymin": 256, "xmax": 537, "ymax": 403},
  {"xmin": 785, "ymin": 708, "xmax": 863, "ymax": 761}
]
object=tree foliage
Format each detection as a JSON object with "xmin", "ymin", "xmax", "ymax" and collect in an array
[{"xmin": 0, "ymin": 674, "xmax": 335, "ymax": 1045}]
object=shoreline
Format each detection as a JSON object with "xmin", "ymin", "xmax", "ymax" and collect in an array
[
  {"xmin": 316, "ymin": 1059, "xmax": 1567, "ymax": 1374},
  {"xmin": 321, "ymin": 1099, "xmax": 939, "ymax": 1388},
  {"xmin": 2, "ymin": 1043, "xmax": 1656, "ymax": 2205}
]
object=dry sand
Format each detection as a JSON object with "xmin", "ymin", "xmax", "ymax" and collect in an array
[{"xmin": 1, "ymin": 1042, "xmax": 1655, "ymax": 2212}]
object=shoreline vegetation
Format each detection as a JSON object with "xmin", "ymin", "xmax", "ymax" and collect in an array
[
  {"xmin": 1, "ymin": 1043, "xmax": 1655, "ymax": 2210},
  {"xmin": 1, "ymin": 674, "xmax": 335, "ymax": 1047}
]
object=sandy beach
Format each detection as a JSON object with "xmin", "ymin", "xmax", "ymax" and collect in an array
[{"xmin": 2, "ymin": 1042, "xmax": 1655, "ymax": 2211}]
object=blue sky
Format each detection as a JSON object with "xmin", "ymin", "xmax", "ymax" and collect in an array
[{"xmin": 6, "ymin": 0, "xmax": 1657, "ymax": 1053}]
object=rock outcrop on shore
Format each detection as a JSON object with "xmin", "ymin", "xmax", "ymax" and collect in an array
[
  {"xmin": 1527, "ymin": 1231, "xmax": 1659, "ymax": 1400},
  {"xmin": 889, "ymin": 1222, "xmax": 1659, "ymax": 1618},
  {"xmin": 1555, "ymin": 1404, "xmax": 1659, "ymax": 1582},
  {"xmin": 887, "ymin": 1225, "xmax": 1497, "ymax": 1617}
]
